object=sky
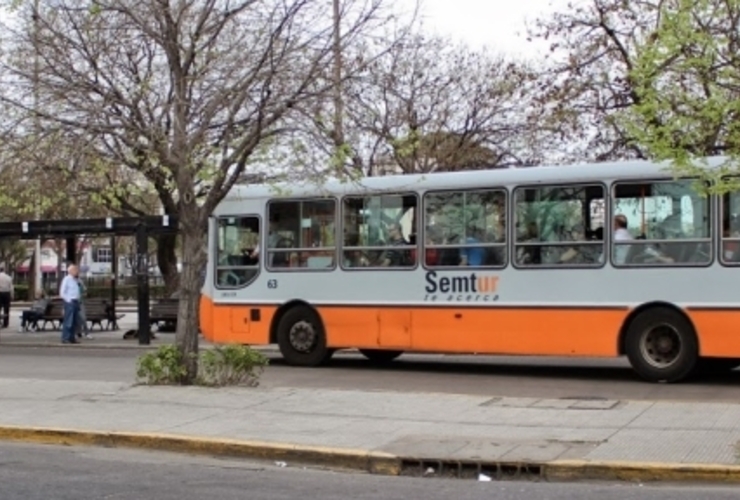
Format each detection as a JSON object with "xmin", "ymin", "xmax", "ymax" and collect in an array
[{"xmin": 405, "ymin": 0, "xmax": 573, "ymax": 58}]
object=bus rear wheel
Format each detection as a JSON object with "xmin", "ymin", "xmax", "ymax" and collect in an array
[
  {"xmin": 277, "ymin": 306, "xmax": 333, "ymax": 367},
  {"xmin": 359, "ymin": 349, "xmax": 403, "ymax": 364},
  {"xmin": 625, "ymin": 307, "xmax": 698, "ymax": 383}
]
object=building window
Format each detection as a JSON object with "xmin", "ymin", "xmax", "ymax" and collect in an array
[
  {"xmin": 612, "ymin": 180, "xmax": 711, "ymax": 266},
  {"xmin": 342, "ymin": 193, "xmax": 417, "ymax": 268},
  {"xmin": 215, "ymin": 216, "xmax": 260, "ymax": 288},
  {"xmin": 423, "ymin": 189, "xmax": 506, "ymax": 268},
  {"xmin": 266, "ymin": 199, "xmax": 336, "ymax": 270},
  {"xmin": 96, "ymin": 247, "xmax": 112, "ymax": 263},
  {"xmin": 514, "ymin": 184, "xmax": 605, "ymax": 267}
]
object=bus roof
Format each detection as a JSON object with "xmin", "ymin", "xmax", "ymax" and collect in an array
[{"xmin": 220, "ymin": 156, "xmax": 728, "ymax": 204}]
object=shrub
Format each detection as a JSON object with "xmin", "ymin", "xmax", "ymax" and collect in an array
[
  {"xmin": 198, "ymin": 345, "xmax": 269, "ymax": 387},
  {"xmin": 136, "ymin": 344, "xmax": 188, "ymax": 385},
  {"xmin": 136, "ymin": 344, "xmax": 268, "ymax": 387},
  {"xmin": 13, "ymin": 285, "xmax": 28, "ymax": 302}
]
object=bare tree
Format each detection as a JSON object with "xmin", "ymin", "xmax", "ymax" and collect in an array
[
  {"xmin": 291, "ymin": 32, "xmax": 540, "ymax": 176},
  {"xmin": 527, "ymin": 0, "xmax": 668, "ymax": 162},
  {"xmin": 0, "ymin": 0, "xmax": 392, "ymax": 382}
]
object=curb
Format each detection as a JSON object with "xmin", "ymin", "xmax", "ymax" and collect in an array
[
  {"xmin": 544, "ymin": 459, "xmax": 740, "ymax": 483},
  {"xmin": 1, "ymin": 425, "xmax": 739, "ymax": 484},
  {"xmin": 0, "ymin": 426, "xmax": 400, "ymax": 475},
  {"xmin": 0, "ymin": 342, "xmax": 282, "ymax": 353}
]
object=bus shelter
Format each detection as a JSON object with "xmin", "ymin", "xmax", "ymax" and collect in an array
[{"xmin": 0, "ymin": 216, "xmax": 178, "ymax": 345}]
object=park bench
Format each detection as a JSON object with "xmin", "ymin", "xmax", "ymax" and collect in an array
[
  {"xmin": 30, "ymin": 297, "xmax": 126, "ymax": 332},
  {"xmin": 38, "ymin": 298, "xmax": 65, "ymax": 330},
  {"xmin": 150, "ymin": 298, "xmax": 179, "ymax": 332},
  {"xmin": 83, "ymin": 298, "xmax": 125, "ymax": 331}
]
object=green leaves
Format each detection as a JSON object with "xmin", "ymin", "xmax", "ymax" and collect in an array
[
  {"xmin": 624, "ymin": 0, "xmax": 740, "ymax": 193},
  {"xmin": 136, "ymin": 344, "xmax": 268, "ymax": 387}
]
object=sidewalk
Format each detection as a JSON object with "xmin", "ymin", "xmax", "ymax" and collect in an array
[{"xmin": 0, "ymin": 374, "xmax": 739, "ymax": 483}]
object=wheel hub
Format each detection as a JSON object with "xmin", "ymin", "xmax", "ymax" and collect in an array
[
  {"xmin": 640, "ymin": 324, "xmax": 682, "ymax": 369},
  {"xmin": 289, "ymin": 320, "xmax": 316, "ymax": 353}
]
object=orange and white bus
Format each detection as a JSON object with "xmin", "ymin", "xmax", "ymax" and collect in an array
[{"xmin": 199, "ymin": 156, "xmax": 740, "ymax": 383}]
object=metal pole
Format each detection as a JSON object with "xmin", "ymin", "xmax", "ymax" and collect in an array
[
  {"xmin": 136, "ymin": 223, "xmax": 150, "ymax": 345},
  {"xmin": 110, "ymin": 235, "xmax": 117, "ymax": 330},
  {"xmin": 65, "ymin": 236, "xmax": 76, "ymax": 264},
  {"xmin": 32, "ymin": 0, "xmax": 42, "ymax": 297}
]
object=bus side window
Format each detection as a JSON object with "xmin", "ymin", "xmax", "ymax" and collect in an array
[
  {"xmin": 215, "ymin": 216, "xmax": 260, "ymax": 288},
  {"xmin": 721, "ymin": 191, "xmax": 740, "ymax": 265},
  {"xmin": 612, "ymin": 180, "xmax": 711, "ymax": 266},
  {"xmin": 267, "ymin": 199, "xmax": 336, "ymax": 270},
  {"xmin": 342, "ymin": 193, "xmax": 417, "ymax": 269},
  {"xmin": 423, "ymin": 189, "xmax": 507, "ymax": 268},
  {"xmin": 513, "ymin": 184, "xmax": 604, "ymax": 267}
]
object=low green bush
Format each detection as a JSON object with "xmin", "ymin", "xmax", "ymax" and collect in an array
[
  {"xmin": 198, "ymin": 345, "xmax": 269, "ymax": 387},
  {"xmin": 136, "ymin": 344, "xmax": 188, "ymax": 385},
  {"xmin": 13, "ymin": 285, "xmax": 28, "ymax": 302},
  {"xmin": 136, "ymin": 344, "xmax": 268, "ymax": 387}
]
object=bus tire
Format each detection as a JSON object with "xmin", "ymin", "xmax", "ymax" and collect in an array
[
  {"xmin": 625, "ymin": 307, "xmax": 698, "ymax": 383},
  {"xmin": 277, "ymin": 306, "xmax": 333, "ymax": 367},
  {"xmin": 359, "ymin": 349, "xmax": 403, "ymax": 364}
]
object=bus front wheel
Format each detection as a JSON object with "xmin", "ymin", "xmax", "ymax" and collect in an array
[
  {"xmin": 277, "ymin": 306, "xmax": 333, "ymax": 367},
  {"xmin": 625, "ymin": 307, "xmax": 698, "ymax": 383},
  {"xmin": 359, "ymin": 349, "xmax": 403, "ymax": 364}
]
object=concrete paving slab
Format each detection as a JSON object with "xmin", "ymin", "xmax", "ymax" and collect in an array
[{"xmin": 0, "ymin": 372, "xmax": 739, "ymax": 474}]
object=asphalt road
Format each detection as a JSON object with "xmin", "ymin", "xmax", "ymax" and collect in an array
[
  {"xmin": 2, "ymin": 346, "xmax": 740, "ymax": 402},
  {"xmin": 1, "ymin": 442, "xmax": 738, "ymax": 500}
]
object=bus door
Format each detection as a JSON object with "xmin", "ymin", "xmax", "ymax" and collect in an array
[{"xmin": 213, "ymin": 215, "xmax": 261, "ymax": 336}]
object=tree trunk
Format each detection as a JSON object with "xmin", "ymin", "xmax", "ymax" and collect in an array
[
  {"xmin": 155, "ymin": 233, "xmax": 179, "ymax": 296},
  {"xmin": 175, "ymin": 213, "xmax": 207, "ymax": 384},
  {"xmin": 28, "ymin": 252, "xmax": 37, "ymax": 300}
]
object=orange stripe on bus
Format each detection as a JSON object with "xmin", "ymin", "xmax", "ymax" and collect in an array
[
  {"xmin": 199, "ymin": 301, "xmax": 740, "ymax": 359},
  {"xmin": 688, "ymin": 310, "xmax": 740, "ymax": 357},
  {"xmin": 200, "ymin": 302, "xmax": 625, "ymax": 357}
]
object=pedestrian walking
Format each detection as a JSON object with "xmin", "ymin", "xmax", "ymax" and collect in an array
[
  {"xmin": 60, "ymin": 264, "xmax": 81, "ymax": 344},
  {"xmin": 0, "ymin": 265, "xmax": 14, "ymax": 328}
]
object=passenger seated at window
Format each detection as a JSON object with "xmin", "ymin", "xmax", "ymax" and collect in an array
[
  {"xmin": 379, "ymin": 223, "xmax": 412, "ymax": 267},
  {"xmin": 344, "ymin": 234, "xmax": 369, "ymax": 267},
  {"xmin": 516, "ymin": 221, "xmax": 541, "ymax": 265},
  {"xmin": 558, "ymin": 226, "xmax": 601, "ymax": 264},
  {"xmin": 271, "ymin": 235, "xmax": 298, "ymax": 268},
  {"xmin": 433, "ymin": 232, "xmax": 458, "ymax": 266},
  {"xmin": 247, "ymin": 216, "xmax": 278, "ymax": 264},
  {"xmin": 424, "ymin": 226, "xmax": 441, "ymax": 266},
  {"xmin": 460, "ymin": 225, "xmax": 486, "ymax": 266},
  {"xmin": 723, "ymin": 218, "xmax": 740, "ymax": 262}
]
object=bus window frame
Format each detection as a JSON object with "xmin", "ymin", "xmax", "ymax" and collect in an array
[
  {"xmin": 265, "ymin": 196, "xmax": 339, "ymax": 273},
  {"xmin": 421, "ymin": 186, "xmax": 508, "ymax": 271},
  {"xmin": 339, "ymin": 191, "xmax": 420, "ymax": 272},
  {"xmin": 610, "ymin": 177, "xmax": 713, "ymax": 269},
  {"xmin": 719, "ymin": 176, "xmax": 740, "ymax": 267},
  {"xmin": 512, "ymin": 181, "xmax": 608, "ymax": 270},
  {"xmin": 213, "ymin": 213, "xmax": 262, "ymax": 290}
]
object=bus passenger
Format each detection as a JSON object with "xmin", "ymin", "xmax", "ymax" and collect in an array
[
  {"xmin": 460, "ymin": 226, "xmax": 485, "ymax": 266},
  {"xmin": 613, "ymin": 214, "xmax": 632, "ymax": 264},
  {"xmin": 248, "ymin": 216, "xmax": 280, "ymax": 264},
  {"xmin": 424, "ymin": 226, "xmax": 441, "ymax": 266},
  {"xmin": 723, "ymin": 218, "xmax": 739, "ymax": 262},
  {"xmin": 516, "ymin": 221, "xmax": 541, "ymax": 265},
  {"xmin": 344, "ymin": 234, "xmax": 369, "ymax": 267},
  {"xmin": 379, "ymin": 223, "xmax": 412, "ymax": 267}
]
